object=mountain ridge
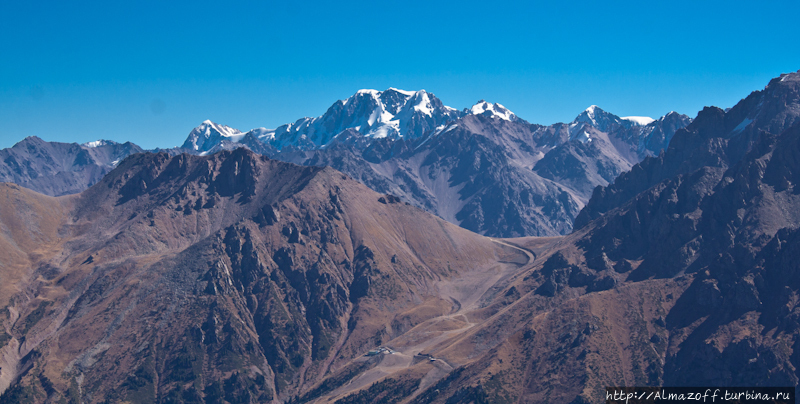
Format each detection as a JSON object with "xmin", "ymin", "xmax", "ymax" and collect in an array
[
  {"xmin": 0, "ymin": 88, "xmax": 693, "ymax": 239},
  {"xmin": 4, "ymin": 71, "xmax": 800, "ymax": 404}
]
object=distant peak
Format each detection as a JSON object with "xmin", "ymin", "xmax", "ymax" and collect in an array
[
  {"xmin": 182, "ymin": 120, "xmax": 245, "ymax": 151},
  {"xmin": 193, "ymin": 121, "xmax": 242, "ymax": 136},
  {"xmin": 16, "ymin": 136, "xmax": 45, "ymax": 146},
  {"xmin": 83, "ymin": 140, "xmax": 113, "ymax": 148},
  {"xmin": 573, "ymin": 105, "xmax": 628, "ymax": 131},
  {"xmin": 467, "ymin": 100, "xmax": 517, "ymax": 121},
  {"xmin": 575, "ymin": 105, "xmax": 614, "ymax": 120}
]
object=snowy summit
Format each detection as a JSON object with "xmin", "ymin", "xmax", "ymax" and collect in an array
[
  {"xmin": 181, "ymin": 120, "xmax": 245, "ymax": 152},
  {"xmin": 467, "ymin": 101, "xmax": 518, "ymax": 121},
  {"xmin": 258, "ymin": 88, "xmax": 462, "ymax": 149}
]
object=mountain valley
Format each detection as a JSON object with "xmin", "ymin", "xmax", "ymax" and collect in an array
[{"xmin": 1, "ymin": 70, "xmax": 799, "ymax": 403}]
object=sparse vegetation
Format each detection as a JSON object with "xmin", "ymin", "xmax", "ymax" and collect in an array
[
  {"xmin": 333, "ymin": 378, "xmax": 419, "ymax": 404},
  {"xmin": 121, "ymin": 361, "xmax": 156, "ymax": 404},
  {"xmin": 0, "ymin": 384, "xmax": 38, "ymax": 404},
  {"xmin": 482, "ymin": 372, "xmax": 514, "ymax": 404},
  {"xmin": 293, "ymin": 358, "xmax": 377, "ymax": 403},
  {"xmin": 0, "ymin": 330, "xmax": 11, "ymax": 348},
  {"xmin": 21, "ymin": 300, "xmax": 53, "ymax": 334}
]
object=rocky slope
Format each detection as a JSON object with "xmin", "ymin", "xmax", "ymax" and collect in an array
[
  {"xmin": 0, "ymin": 149, "xmax": 520, "ymax": 403},
  {"xmin": 264, "ymin": 104, "xmax": 690, "ymax": 237},
  {"xmin": 575, "ymin": 71, "xmax": 800, "ymax": 228}
]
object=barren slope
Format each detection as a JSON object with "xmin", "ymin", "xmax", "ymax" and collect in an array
[{"xmin": 0, "ymin": 149, "xmax": 520, "ymax": 403}]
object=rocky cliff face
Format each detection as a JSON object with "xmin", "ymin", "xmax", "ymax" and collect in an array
[{"xmin": 575, "ymin": 71, "xmax": 800, "ymax": 228}]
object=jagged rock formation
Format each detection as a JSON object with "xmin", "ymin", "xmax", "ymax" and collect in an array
[{"xmin": 575, "ymin": 72, "xmax": 800, "ymax": 228}]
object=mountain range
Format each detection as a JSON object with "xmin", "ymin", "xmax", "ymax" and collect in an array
[
  {"xmin": 0, "ymin": 91, "xmax": 691, "ymax": 238},
  {"xmin": 2, "ymin": 70, "xmax": 799, "ymax": 404},
  {"xmin": 0, "ymin": 138, "xmax": 143, "ymax": 197}
]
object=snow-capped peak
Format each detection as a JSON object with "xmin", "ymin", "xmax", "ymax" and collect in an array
[
  {"xmin": 621, "ymin": 116, "xmax": 655, "ymax": 126},
  {"xmin": 574, "ymin": 105, "xmax": 626, "ymax": 131},
  {"xmin": 467, "ymin": 100, "xmax": 518, "ymax": 121},
  {"xmin": 83, "ymin": 140, "xmax": 109, "ymax": 148},
  {"xmin": 199, "ymin": 120, "xmax": 243, "ymax": 139},
  {"xmin": 181, "ymin": 120, "xmax": 245, "ymax": 151},
  {"xmin": 264, "ymin": 88, "xmax": 462, "ymax": 150}
]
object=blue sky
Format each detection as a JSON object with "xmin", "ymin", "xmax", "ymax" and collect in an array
[{"xmin": 1, "ymin": 0, "xmax": 798, "ymax": 149}]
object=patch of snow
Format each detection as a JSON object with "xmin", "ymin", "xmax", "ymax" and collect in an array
[
  {"xmin": 413, "ymin": 92, "xmax": 433, "ymax": 116},
  {"xmin": 433, "ymin": 124, "xmax": 457, "ymax": 136},
  {"xmin": 470, "ymin": 101, "xmax": 489, "ymax": 115},
  {"xmin": 249, "ymin": 127, "xmax": 276, "ymax": 140},
  {"xmin": 372, "ymin": 125, "xmax": 392, "ymax": 139},
  {"xmin": 387, "ymin": 87, "xmax": 415, "ymax": 96},
  {"xmin": 110, "ymin": 159, "xmax": 120, "ymax": 166},
  {"xmin": 208, "ymin": 122, "xmax": 242, "ymax": 138},
  {"xmin": 83, "ymin": 140, "xmax": 105, "ymax": 148},
  {"xmin": 227, "ymin": 133, "xmax": 246, "ymax": 142},
  {"xmin": 379, "ymin": 109, "xmax": 395, "ymax": 124},
  {"xmin": 732, "ymin": 117, "xmax": 753, "ymax": 134},
  {"xmin": 621, "ymin": 116, "xmax": 655, "ymax": 125},
  {"xmin": 367, "ymin": 109, "xmax": 379, "ymax": 126}
]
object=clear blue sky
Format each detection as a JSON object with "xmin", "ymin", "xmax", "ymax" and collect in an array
[{"xmin": 1, "ymin": 0, "xmax": 798, "ymax": 149}]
